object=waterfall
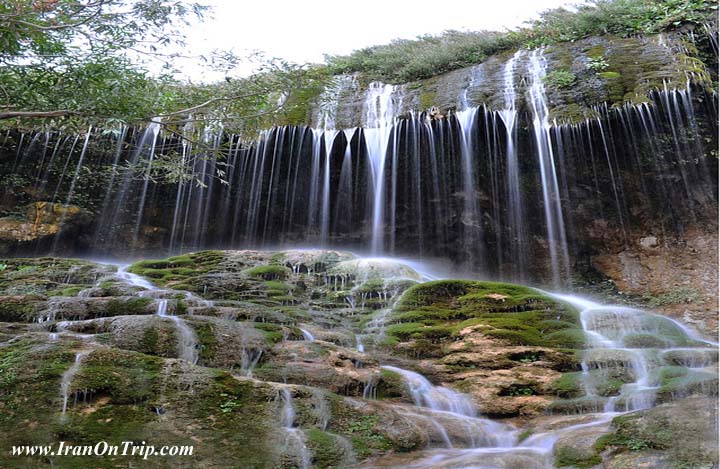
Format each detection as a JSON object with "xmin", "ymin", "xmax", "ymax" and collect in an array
[
  {"xmin": 527, "ymin": 50, "xmax": 570, "ymax": 286},
  {"xmin": 51, "ymin": 128, "xmax": 91, "ymax": 252},
  {"xmin": 499, "ymin": 51, "xmax": 528, "ymax": 280},
  {"xmin": 279, "ymin": 389, "xmax": 312, "ymax": 469},
  {"xmin": 131, "ymin": 119, "xmax": 162, "ymax": 248},
  {"xmin": 455, "ymin": 105, "xmax": 485, "ymax": 270},
  {"xmin": 156, "ymin": 299, "xmax": 199, "ymax": 365},
  {"xmin": 382, "ymin": 366, "xmax": 518, "ymax": 448},
  {"xmin": 549, "ymin": 292, "xmax": 716, "ymax": 413},
  {"xmin": 299, "ymin": 328, "xmax": 315, "ymax": 341},
  {"xmin": 3, "ymin": 54, "xmax": 716, "ymax": 284},
  {"xmin": 363, "ymin": 82, "xmax": 397, "ymax": 253}
]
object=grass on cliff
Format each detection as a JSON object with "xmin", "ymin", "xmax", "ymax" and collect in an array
[
  {"xmin": 325, "ymin": 0, "xmax": 717, "ymax": 83},
  {"xmin": 385, "ymin": 280, "xmax": 585, "ymax": 354}
]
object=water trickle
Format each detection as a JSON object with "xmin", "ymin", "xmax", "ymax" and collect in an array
[
  {"xmin": 61, "ymin": 351, "xmax": 89, "ymax": 414},
  {"xmin": 279, "ymin": 388, "xmax": 312, "ymax": 469},
  {"xmin": 299, "ymin": 328, "xmax": 315, "ymax": 342},
  {"xmin": 156, "ymin": 298, "xmax": 199, "ymax": 365}
]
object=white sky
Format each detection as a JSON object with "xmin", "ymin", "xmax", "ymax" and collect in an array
[{"xmin": 173, "ymin": 0, "xmax": 579, "ymax": 82}]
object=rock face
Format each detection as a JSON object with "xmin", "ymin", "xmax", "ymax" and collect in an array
[
  {"xmin": 591, "ymin": 227, "xmax": 718, "ymax": 337},
  {"xmin": 307, "ymin": 33, "xmax": 711, "ymax": 128},
  {"xmin": 0, "ymin": 202, "xmax": 90, "ymax": 255},
  {"xmin": 0, "ymin": 250, "xmax": 716, "ymax": 468}
]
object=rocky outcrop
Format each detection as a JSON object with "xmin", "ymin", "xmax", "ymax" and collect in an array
[
  {"xmin": 308, "ymin": 32, "xmax": 713, "ymax": 128},
  {"xmin": 0, "ymin": 202, "xmax": 91, "ymax": 255}
]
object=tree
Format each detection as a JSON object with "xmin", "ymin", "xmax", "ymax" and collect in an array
[{"xmin": 0, "ymin": 0, "xmax": 326, "ymax": 135}]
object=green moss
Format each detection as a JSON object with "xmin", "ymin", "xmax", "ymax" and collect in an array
[
  {"xmin": 377, "ymin": 368, "xmax": 406, "ymax": 398},
  {"xmin": 586, "ymin": 44, "xmax": 606, "ymax": 59},
  {"xmin": 254, "ymin": 323, "xmax": 294, "ymax": 343},
  {"xmin": 554, "ymin": 446, "xmax": 602, "ymax": 468},
  {"xmin": 552, "ymin": 372, "xmax": 584, "ymax": 398},
  {"xmin": 622, "ymin": 332, "xmax": 672, "ymax": 348},
  {"xmin": 594, "ymin": 397, "xmax": 718, "ymax": 468},
  {"xmin": 189, "ymin": 372, "xmax": 277, "ymax": 467},
  {"xmin": 0, "ymin": 295, "xmax": 39, "ymax": 321},
  {"xmin": 306, "ymin": 429, "xmax": 347, "ymax": 468},
  {"xmin": 175, "ymin": 299, "xmax": 188, "ymax": 315},
  {"xmin": 191, "ymin": 321, "xmax": 218, "ymax": 363},
  {"xmin": 598, "ymin": 71, "xmax": 621, "ymax": 79},
  {"xmin": 244, "ymin": 264, "xmax": 290, "ymax": 281},
  {"xmin": 127, "ymin": 250, "xmax": 224, "ymax": 288},
  {"xmin": 73, "ymin": 348, "xmax": 162, "ymax": 404},
  {"xmin": 105, "ymin": 297, "xmax": 153, "ymax": 316},
  {"xmin": 387, "ymin": 280, "xmax": 583, "ymax": 354},
  {"xmin": 418, "ymin": 91, "xmax": 436, "ymax": 109},
  {"xmin": 333, "ymin": 413, "xmax": 392, "ymax": 458},
  {"xmin": 644, "ymin": 287, "xmax": 702, "ymax": 307}
]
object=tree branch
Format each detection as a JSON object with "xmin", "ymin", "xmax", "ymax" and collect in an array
[
  {"xmin": 0, "ymin": 110, "xmax": 79, "ymax": 120},
  {"xmin": 156, "ymin": 91, "xmax": 271, "ymax": 117}
]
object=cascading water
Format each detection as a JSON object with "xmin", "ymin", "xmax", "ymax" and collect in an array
[
  {"xmin": 156, "ymin": 299, "xmax": 199, "ymax": 365},
  {"xmin": 363, "ymin": 82, "xmax": 398, "ymax": 254},
  {"xmin": 299, "ymin": 328, "xmax": 315, "ymax": 342},
  {"xmin": 279, "ymin": 388, "xmax": 312, "ymax": 469},
  {"xmin": 115, "ymin": 265, "xmax": 199, "ymax": 364},
  {"xmin": 549, "ymin": 292, "xmax": 717, "ymax": 413},
  {"xmin": 499, "ymin": 51, "xmax": 528, "ymax": 279},
  {"xmin": 527, "ymin": 50, "xmax": 570, "ymax": 287}
]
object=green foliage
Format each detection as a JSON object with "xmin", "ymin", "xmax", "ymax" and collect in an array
[
  {"xmin": 326, "ymin": 0, "xmax": 717, "ymax": 83},
  {"xmin": 544, "ymin": 69, "xmax": 577, "ymax": 88},
  {"xmin": 587, "ymin": 56, "xmax": 610, "ymax": 71},
  {"xmin": 644, "ymin": 287, "xmax": 702, "ymax": 307},
  {"xmin": 326, "ymin": 30, "xmax": 516, "ymax": 83},
  {"xmin": 218, "ymin": 392, "xmax": 244, "ymax": 413}
]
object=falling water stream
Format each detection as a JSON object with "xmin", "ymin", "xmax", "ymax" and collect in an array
[{"xmin": 116, "ymin": 265, "xmax": 199, "ymax": 364}]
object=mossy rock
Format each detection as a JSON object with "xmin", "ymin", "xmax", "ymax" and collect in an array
[
  {"xmin": 596, "ymin": 397, "xmax": 718, "ymax": 469},
  {"xmin": 554, "ymin": 445, "xmax": 602, "ymax": 468},
  {"xmin": 127, "ymin": 251, "xmax": 225, "ymax": 288},
  {"xmin": 386, "ymin": 280, "xmax": 583, "ymax": 354},
  {"xmin": 551, "ymin": 372, "xmax": 585, "ymax": 399},
  {"xmin": 0, "ymin": 295, "xmax": 41, "ymax": 321}
]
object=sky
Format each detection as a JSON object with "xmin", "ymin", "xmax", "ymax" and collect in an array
[{"xmin": 173, "ymin": 0, "xmax": 580, "ymax": 81}]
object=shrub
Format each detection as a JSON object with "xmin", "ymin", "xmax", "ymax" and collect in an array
[
  {"xmin": 587, "ymin": 56, "xmax": 610, "ymax": 71},
  {"xmin": 544, "ymin": 69, "xmax": 576, "ymax": 88}
]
